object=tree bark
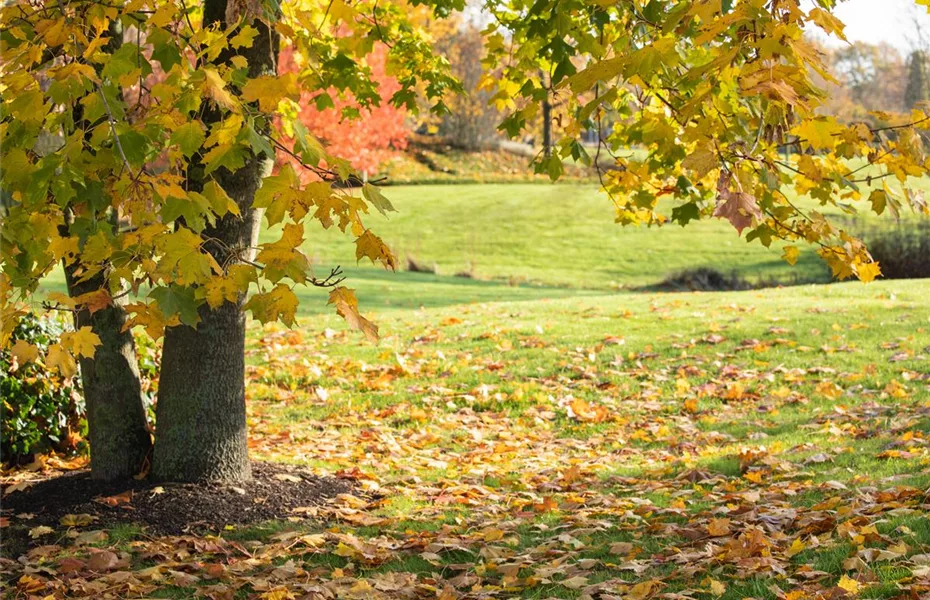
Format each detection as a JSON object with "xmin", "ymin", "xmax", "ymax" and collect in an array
[
  {"xmin": 152, "ymin": 301, "xmax": 252, "ymax": 482},
  {"xmin": 542, "ymin": 100, "xmax": 553, "ymax": 157},
  {"xmin": 63, "ymin": 264, "xmax": 152, "ymax": 481},
  {"xmin": 152, "ymin": 2, "xmax": 276, "ymax": 482},
  {"xmin": 152, "ymin": 160, "xmax": 267, "ymax": 482}
]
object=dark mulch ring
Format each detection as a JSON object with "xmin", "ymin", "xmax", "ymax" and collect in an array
[{"xmin": 0, "ymin": 462, "xmax": 354, "ymax": 558}]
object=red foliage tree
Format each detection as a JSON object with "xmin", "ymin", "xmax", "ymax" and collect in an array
[{"xmin": 278, "ymin": 44, "xmax": 408, "ymax": 177}]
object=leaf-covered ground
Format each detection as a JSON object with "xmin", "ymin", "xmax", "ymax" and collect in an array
[{"xmin": 3, "ymin": 280, "xmax": 929, "ymax": 600}]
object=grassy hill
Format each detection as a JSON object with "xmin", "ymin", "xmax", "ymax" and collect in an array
[{"xmin": 274, "ymin": 183, "xmax": 900, "ymax": 315}]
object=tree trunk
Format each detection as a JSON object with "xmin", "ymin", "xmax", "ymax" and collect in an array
[
  {"xmin": 152, "ymin": 301, "xmax": 251, "ymax": 482},
  {"xmin": 152, "ymin": 0, "xmax": 277, "ymax": 482},
  {"xmin": 542, "ymin": 99, "xmax": 552, "ymax": 158},
  {"xmin": 152, "ymin": 160, "xmax": 267, "ymax": 482},
  {"xmin": 63, "ymin": 264, "xmax": 152, "ymax": 481},
  {"xmin": 52, "ymin": 19, "xmax": 151, "ymax": 482}
]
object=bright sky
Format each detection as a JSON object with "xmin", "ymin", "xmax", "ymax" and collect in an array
[{"xmin": 811, "ymin": 0, "xmax": 930, "ymax": 52}]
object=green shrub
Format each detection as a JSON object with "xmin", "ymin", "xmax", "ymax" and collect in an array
[
  {"xmin": 864, "ymin": 221, "xmax": 930, "ymax": 280},
  {"xmin": 135, "ymin": 332, "xmax": 160, "ymax": 422},
  {"xmin": 1, "ymin": 313, "xmax": 85, "ymax": 463}
]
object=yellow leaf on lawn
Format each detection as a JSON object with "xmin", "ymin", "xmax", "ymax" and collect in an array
[
  {"xmin": 744, "ymin": 470, "xmax": 765, "ymax": 483},
  {"xmin": 627, "ymin": 580, "xmax": 660, "ymax": 600},
  {"xmin": 837, "ymin": 575, "xmax": 860, "ymax": 595},
  {"xmin": 707, "ymin": 518, "xmax": 731, "ymax": 537},
  {"xmin": 260, "ymin": 587, "xmax": 295, "ymax": 600},
  {"xmin": 786, "ymin": 537, "xmax": 807, "ymax": 557}
]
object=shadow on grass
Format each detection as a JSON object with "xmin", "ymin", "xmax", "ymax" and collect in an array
[{"xmin": 294, "ymin": 266, "xmax": 602, "ymax": 315}]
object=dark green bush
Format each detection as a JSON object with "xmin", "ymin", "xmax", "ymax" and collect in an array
[
  {"xmin": 864, "ymin": 221, "xmax": 930, "ymax": 280},
  {"xmin": 1, "ymin": 313, "xmax": 85, "ymax": 463}
]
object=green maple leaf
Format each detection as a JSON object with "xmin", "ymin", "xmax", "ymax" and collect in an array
[{"xmin": 170, "ymin": 122, "xmax": 206, "ymax": 157}]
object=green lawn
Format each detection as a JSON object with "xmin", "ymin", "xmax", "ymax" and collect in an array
[
  {"xmin": 9, "ymin": 183, "xmax": 930, "ymax": 600},
  {"xmin": 283, "ymin": 183, "xmax": 834, "ymax": 299},
  {"xmin": 275, "ymin": 182, "xmax": 927, "ymax": 315},
  {"xmin": 38, "ymin": 183, "xmax": 917, "ymax": 316},
  {"xmin": 250, "ymin": 280, "xmax": 930, "ymax": 600}
]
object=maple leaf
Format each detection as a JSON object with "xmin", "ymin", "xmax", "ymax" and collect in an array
[
  {"xmin": 707, "ymin": 518, "xmax": 731, "ymax": 537},
  {"xmin": 328, "ymin": 286, "xmax": 378, "ymax": 342},
  {"xmin": 46, "ymin": 343, "xmax": 77, "ymax": 378},
  {"xmin": 855, "ymin": 261, "xmax": 881, "ymax": 283},
  {"xmin": 202, "ymin": 181, "xmax": 240, "ymax": 217},
  {"xmin": 241, "ymin": 73, "xmax": 299, "ymax": 112},
  {"xmin": 713, "ymin": 174, "xmax": 762, "ymax": 235},
  {"xmin": 73, "ymin": 289, "xmax": 112, "ymax": 314},
  {"xmin": 792, "ymin": 117, "xmax": 841, "ymax": 152},
  {"xmin": 837, "ymin": 575, "xmax": 860, "ymax": 595},
  {"xmin": 254, "ymin": 165, "xmax": 302, "ymax": 226},
  {"xmin": 170, "ymin": 121, "xmax": 206, "ymax": 157},
  {"xmin": 149, "ymin": 285, "xmax": 201, "ymax": 327},
  {"xmin": 202, "ymin": 265, "xmax": 256, "ymax": 309},
  {"xmin": 123, "ymin": 302, "xmax": 171, "ymax": 340},
  {"xmin": 244, "ymin": 284, "xmax": 299, "ymax": 327},
  {"xmin": 681, "ymin": 148, "xmax": 717, "ymax": 178},
  {"xmin": 200, "ymin": 68, "xmax": 238, "ymax": 111},
  {"xmin": 256, "ymin": 223, "xmax": 311, "ymax": 284},
  {"xmin": 10, "ymin": 339, "xmax": 39, "ymax": 365},
  {"xmin": 61, "ymin": 327, "xmax": 102, "ymax": 359},
  {"xmin": 807, "ymin": 8, "xmax": 847, "ymax": 41},
  {"xmin": 355, "ymin": 230, "xmax": 397, "ymax": 270},
  {"xmin": 362, "ymin": 183, "xmax": 396, "ymax": 215}
]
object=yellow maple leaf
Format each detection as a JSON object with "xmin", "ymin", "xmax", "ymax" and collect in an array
[
  {"xmin": 782, "ymin": 245, "xmax": 800, "ymax": 266},
  {"xmin": 201, "ymin": 67, "xmax": 238, "ymax": 111},
  {"xmin": 627, "ymin": 580, "xmax": 660, "ymax": 600},
  {"xmin": 786, "ymin": 537, "xmax": 807, "ymax": 557},
  {"xmin": 61, "ymin": 327, "xmax": 101, "ymax": 359},
  {"xmin": 203, "ymin": 277, "xmax": 240, "ymax": 309},
  {"xmin": 807, "ymin": 8, "xmax": 847, "ymax": 41},
  {"xmin": 355, "ymin": 230, "xmax": 397, "ymax": 270},
  {"xmin": 837, "ymin": 575, "xmax": 860, "ymax": 595},
  {"xmin": 244, "ymin": 284, "xmax": 298, "ymax": 327},
  {"xmin": 328, "ymin": 286, "xmax": 379, "ymax": 343},
  {"xmin": 46, "ymin": 343, "xmax": 77, "ymax": 378},
  {"xmin": 241, "ymin": 73, "xmax": 299, "ymax": 112},
  {"xmin": 792, "ymin": 117, "xmax": 840, "ymax": 151},
  {"xmin": 123, "ymin": 302, "xmax": 171, "ymax": 340},
  {"xmin": 855, "ymin": 261, "xmax": 881, "ymax": 283},
  {"xmin": 11, "ymin": 340, "xmax": 39, "ymax": 365},
  {"xmin": 707, "ymin": 518, "xmax": 731, "ymax": 537}
]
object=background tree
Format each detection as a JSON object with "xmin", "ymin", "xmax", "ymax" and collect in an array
[
  {"xmin": 431, "ymin": 17, "xmax": 500, "ymax": 150},
  {"xmin": 279, "ymin": 44, "xmax": 409, "ymax": 178},
  {"xmin": 905, "ymin": 50, "xmax": 930, "ymax": 109},
  {"xmin": 829, "ymin": 42, "xmax": 905, "ymax": 116}
]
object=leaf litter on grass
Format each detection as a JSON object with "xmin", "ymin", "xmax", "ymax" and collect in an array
[{"xmin": 2, "ymin": 286, "xmax": 930, "ymax": 600}]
